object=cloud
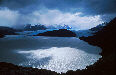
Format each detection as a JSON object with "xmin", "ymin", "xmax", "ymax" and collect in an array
[
  {"xmin": 0, "ymin": 8, "xmax": 103, "ymax": 30},
  {"xmin": 0, "ymin": 8, "xmax": 19, "ymax": 27},
  {"xmin": 0, "ymin": 0, "xmax": 116, "ymax": 15},
  {"xmin": 0, "ymin": 0, "xmax": 115, "ymax": 29},
  {"xmin": 30, "ymin": 9, "xmax": 103, "ymax": 29}
]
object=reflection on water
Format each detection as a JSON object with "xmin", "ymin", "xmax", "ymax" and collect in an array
[
  {"xmin": 18, "ymin": 47, "xmax": 101, "ymax": 73},
  {"xmin": 0, "ymin": 35, "xmax": 102, "ymax": 73}
]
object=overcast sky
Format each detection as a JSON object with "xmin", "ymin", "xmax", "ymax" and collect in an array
[{"xmin": 0, "ymin": 0, "xmax": 116, "ymax": 29}]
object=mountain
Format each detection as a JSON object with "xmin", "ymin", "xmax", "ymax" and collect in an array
[
  {"xmin": 24, "ymin": 24, "xmax": 47, "ymax": 31},
  {"xmin": 89, "ymin": 22, "xmax": 107, "ymax": 31},
  {"xmin": 35, "ymin": 29, "xmax": 76, "ymax": 37},
  {"xmin": 79, "ymin": 17, "xmax": 116, "ymax": 75},
  {"xmin": 74, "ymin": 22, "xmax": 107, "ymax": 37},
  {"xmin": 80, "ymin": 17, "xmax": 116, "ymax": 55},
  {"xmin": 0, "ymin": 26, "xmax": 18, "ymax": 38},
  {"xmin": 46, "ymin": 25, "xmax": 72, "ymax": 29},
  {"xmin": 0, "ymin": 26, "xmax": 17, "ymax": 35},
  {"xmin": 57, "ymin": 25, "xmax": 72, "ymax": 29}
]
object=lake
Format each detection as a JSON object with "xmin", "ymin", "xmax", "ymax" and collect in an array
[{"xmin": 0, "ymin": 35, "xmax": 102, "ymax": 73}]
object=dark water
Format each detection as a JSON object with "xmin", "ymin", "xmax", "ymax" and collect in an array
[{"xmin": 0, "ymin": 35, "xmax": 102, "ymax": 73}]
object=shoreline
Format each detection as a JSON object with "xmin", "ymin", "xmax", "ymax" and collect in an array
[{"xmin": 0, "ymin": 37, "xmax": 110, "ymax": 75}]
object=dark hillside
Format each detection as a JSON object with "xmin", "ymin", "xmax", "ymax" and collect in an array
[
  {"xmin": 79, "ymin": 17, "xmax": 116, "ymax": 75},
  {"xmin": 36, "ymin": 29, "xmax": 76, "ymax": 37}
]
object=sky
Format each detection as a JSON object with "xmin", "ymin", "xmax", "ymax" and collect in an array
[{"xmin": 0, "ymin": 0, "xmax": 116, "ymax": 29}]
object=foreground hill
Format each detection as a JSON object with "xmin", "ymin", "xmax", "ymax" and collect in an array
[
  {"xmin": 80, "ymin": 17, "xmax": 116, "ymax": 56},
  {"xmin": 35, "ymin": 29, "xmax": 76, "ymax": 37},
  {"xmin": 79, "ymin": 17, "xmax": 116, "ymax": 75},
  {"xmin": 0, "ymin": 62, "xmax": 59, "ymax": 75}
]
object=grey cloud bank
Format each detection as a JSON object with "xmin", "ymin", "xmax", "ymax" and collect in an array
[
  {"xmin": 0, "ymin": 0, "xmax": 116, "ymax": 29},
  {"xmin": 0, "ymin": 0, "xmax": 116, "ymax": 15}
]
